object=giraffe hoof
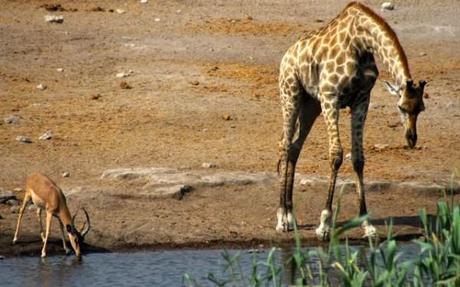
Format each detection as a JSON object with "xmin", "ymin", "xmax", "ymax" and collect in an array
[
  {"xmin": 315, "ymin": 224, "xmax": 330, "ymax": 241},
  {"xmin": 276, "ymin": 208, "xmax": 294, "ymax": 232},
  {"xmin": 362, "ymin": 223, "xmax": 378, "ymax": 238},
  {"xmin": 41, "ymin": 252, "xmax": 47, "ymax": 258}
]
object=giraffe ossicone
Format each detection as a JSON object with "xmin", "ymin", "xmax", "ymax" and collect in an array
[{"xmin": 276, "ymin": 1, "xmax": 426, "ymax": 239}]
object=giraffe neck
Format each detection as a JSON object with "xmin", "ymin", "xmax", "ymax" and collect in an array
[{"xmin": 349, "ymin": 4, "xmax": 412, "ymax": 87}]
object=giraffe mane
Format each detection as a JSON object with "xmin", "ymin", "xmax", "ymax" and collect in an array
[{"xmin": 345, "ymin": 1, "xmax": 411, "ymax": 79}]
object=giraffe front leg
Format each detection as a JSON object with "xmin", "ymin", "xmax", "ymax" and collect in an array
[
  {"xmin": 316, "ymin": 96, "xmax": 342, "ymax": 241},
  {"xmin": 276, "ymin": 77, "xmax": 303, "ymax": 232},
  {"xmin": 351, "ymin": 98, "xmax": 377, "ymax": 238}
]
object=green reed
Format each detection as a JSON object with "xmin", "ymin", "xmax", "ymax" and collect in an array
[{"xmin": 183, "ymin": 178, "xmax": 459, "ymax": 287}]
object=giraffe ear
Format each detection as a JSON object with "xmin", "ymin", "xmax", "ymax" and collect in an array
[{"xmin": 383, "ymin": 81, "xmax": 400, "ymax": 97}]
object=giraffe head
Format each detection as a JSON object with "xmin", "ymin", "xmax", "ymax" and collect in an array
[{"xmin": 384, "ymin": 79, "xmax": 426, "ymax": 148}]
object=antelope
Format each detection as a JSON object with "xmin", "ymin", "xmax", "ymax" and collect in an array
[{"xmin": 12, "ymin": 172, "xmax": 90, "ymax": 258}]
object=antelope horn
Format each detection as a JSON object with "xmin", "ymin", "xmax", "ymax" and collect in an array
[
  {"xmin": 71, "ymin": 208, "xmax": 80, "ymax": 227},
  {"xmin": 79, "ymin": 208, "xmax": 91, "ymax": 238}
]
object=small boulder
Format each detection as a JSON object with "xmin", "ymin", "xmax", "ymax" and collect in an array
[
  {"xmin": 44, "ymin": 15, "xmax": 64, "ymax": 23},
  {"xmin": 120, "ymin": 81, "xmax": 132, "ymax": 89},
  {"xmin": 36, "ymin": 83, "xmax": 47, "ymax": 90},
  {"xmin": 62, "ymin": 172, "xmax": 70, "ymax": 178},
  {"xmin": 4, "ymin": 115, "xmax": 20, "ymax": 124},
  {"xmin": 16, "ymin": 136, "xmax": 32, "ymax": 144},
  {"xmin": 39, "ymin": 130, "xmax": 53, "ymax": 140},
  {"xmin": 374, "ymin": 143, "xmax": 389, "ymax": 151},
  {"xmin": 10, "ymin": 205, "xmax": 20, "ymax": 214},
  {"xmin": 381, "ymin": 2, "xmax": 394, "ymax": 11},
  {"xmin": 0, "ymin": 189, "xmax": 16, "ymax": 203},
  {"xmin": 202, "ymin": 162, "xmax": 217, "ymax": 169}
]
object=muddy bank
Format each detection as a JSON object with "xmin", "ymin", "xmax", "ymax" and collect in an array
[{"xmin": 1, "ymin": 167, "xmax": 458, "ymax": 257}]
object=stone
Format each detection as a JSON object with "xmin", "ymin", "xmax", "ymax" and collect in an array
[
  {"xmin": 116, "ymin": 72, "xmax": 129, "ymax": 78},
  {"xmin": 116, "ymin": 9, "xmax": 126, "ymax": 14},
  {"xmin": 56, "ymin": 68, "xmax": 64, "ymax": 72},
  {"xmin": 27, "ymin": 204, "xmax": 37, "ymax": 211},
  {"xmin": 0, "ymin": 189, "xmax": 16, "ymax": 203},
  {"xmin": 154, "ymin": 18, "xmax": 161, "ymax": 22},
  {"xmin": 381, "ymin": 2, "xmax": 394, "ymax": 11},
  {"xmin": 4, "ymin": 115, "xmax": 20, "ymax": 124},
  {"xmin": 140, "ymin": 0, "xmax": 148, "ymax": 3},
  {"xmin": 202, "ymin": 162, "xmax": 217, "ymax": 169},
  {"xmin": 120, "ymin": 81, "xmax": 132, "ymax": 89},
  {"xmin": 222, "ymin": 114, "xmax": 233, "ymax": 121},
  {"xmin": 190, "ymin": 80, "xmax": 200, "ymax": 86},
  {"xmin": 5, "ymin": 199, "xmax": 19, "ymax": 206},
  {"xmin": 44, "ymin": 15, "xmax": 64, "ymax": 23},
  {"xmin": 374, "ymin": 143, "xmax": 389, "ymax": 150},
  {"xmin": 16, "ymin": 136, "xmax": 32, "ymax": 144},
  {"xmin": 10, "ymin": 206, "xmax": 19, "ymax": 214},
  {"xmin": 39, "ymin": 130, "xmax": 53, "ymax": 140},
  {"xmin": 62, "ymin": 172, "xmax": 70, "ymax": 178},
  {"xmin": 345, "ymin": 152, "xmax": 352, "ymax": 161},
  {"xmin": 141, "ymin": 185, "xmax": 192, "ymax": 200},
  {"xmin": 36, "ymin": 83, "xmax": 47, "ymax": 90}
]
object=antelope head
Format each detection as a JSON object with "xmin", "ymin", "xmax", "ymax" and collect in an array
[{"xmin": 67, "ymin": 208, "xmax": 91, "ymax": 257}]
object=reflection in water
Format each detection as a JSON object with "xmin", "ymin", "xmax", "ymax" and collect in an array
[{"xmin": 0, "ymin": 243, "xmax": 419, "ymax": 287}]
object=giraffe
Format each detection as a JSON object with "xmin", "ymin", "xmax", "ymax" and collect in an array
[{"xmin": 276, "ymin": 2, "xmax": 426, "ymax": 239}]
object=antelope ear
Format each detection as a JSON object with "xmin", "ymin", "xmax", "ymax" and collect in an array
[{"xmin": 383, "ymin": 81, "xmax": 400, "ymax": 97}]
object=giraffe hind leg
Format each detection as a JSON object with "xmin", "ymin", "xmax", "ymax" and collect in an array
[{"xmin": 351, "ymin": 96, "xmax": 377, "ymax": 238}]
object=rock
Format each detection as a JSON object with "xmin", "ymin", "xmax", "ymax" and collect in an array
[
  {"xmin": 154, "ymin": 18, "xmax": 161, "ymax": 22},
  {"xmin": 190, "ymin": 80, "xmax": 200, "ymax": 86},
  {"xmin": 0, "ymin": 189, "xmax": 16, "ymax": 203},
  {"xmin": 222, "ymin": 114, "xmax": 233, "ymax": 121},
  {"xmin": 141, "ymin": 185, "xmax": 192, "ymax": 200},
  {"xmin": 44, "ymin": 15, "xmax": 64, "ymax": 23},
  {"xmin": 381, "ymin": 2, "xmax": 394, "ymax": 11},
  {"xmin": 5, "ymin": 199, "xmax": 19, "ymax": 206},
  {"xmin": 116, "ymin": 72, "xmax": 129, "ymax": 78},
  {"xmin": 387, "ymin": 121, "xmax": 401, "ymax": 128},
  {"xmin": 40, "ymin": 4, "xmax": 65, "ymax": 11},
  {"xmin": 116, "ymin": 9, "xmax": 126, "ymax": 14},
  {"xmin": 10, "ymin": 206, "xmax": 19, "ymax": 214},
  {"xmin": 27, "ymin": 204, "xmax": 37, "ymax": 211},
  {"xmin": 374, "ymin": 143, "xmax": 389, "ymax": 150},
  {"xmin": 62, "ymin": 172, "xmax": 70, "ymax": 178},
  {"xmin": 4, "ymin": 115, "xmax": 20, "ymax": 124},
  {"xmin": 56, "ymin": 68, "xmax": 64, "ymax": 72},
  {"xmin": 39, "ymin": 130, "xmax": 53, "ymax": 140},
  {"xmin": 16, "ymin": 136, "xmax": 32, "ymax": 144},
  {"xmin": 36, "ymin": 83, "xmax": 47, "ymax": 90},
  {"xmin": 202, "ymin": 162, "xmax": 217, "ymax": 169},
  {"xmin": 0, "ymin": 255, "xmax": 4, "ymax": 260},
  {"xmin": 120, "ymin": 81, "xmax": 132, "ymax": 89},
  {"xmin": 345, "ymin": 152, "xmax": 352, "ymax": 161},
  {"xmin": 140, "ymin": 0, "xmax": 148, "ymax": 3},
  {"xmin": 419, "ymin": 52, "xmax": 427, "ymax": 57},
  {"xmin": 101, "ymin": 167, "xmax": 176, "ymax": 180},
  {"xmin": 91, "ymin": 94, "xmax": 101, "ymax": 100}
]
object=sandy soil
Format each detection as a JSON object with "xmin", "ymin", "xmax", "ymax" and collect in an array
[{"xmin": 0, "ymin": 0, "xmax": 459, "ymax": 256}]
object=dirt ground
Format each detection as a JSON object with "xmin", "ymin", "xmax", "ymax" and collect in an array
[{"xmin": 0, "ymin": 0, "xmax": 459, "ymax": 256}]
